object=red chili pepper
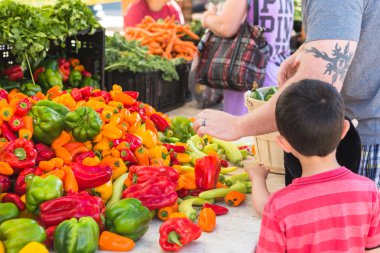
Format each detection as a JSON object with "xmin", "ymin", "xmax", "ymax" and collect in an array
[
  {"xmin": 81, "ymin": 70, "xmax": 92, "ymax": 77},
  {"xmin": 1, "ymin": 193, "xmax": 26, "ymax": 211},
  {"xmin": 70, "ymin": 88, "xmax": 83, "ymax": 101},
  {"xmin": 0, "ymin": 89, "xmax": 8, "ymax": 100},
  {"xmin": 33, "ymin": 67, "xmax": 45, "ymax": 82},
  {"xmin": 164, "ymin": 144, "xmax": 186, "ymax": 153},
  {"xmin": 0, "ymin": 139, "xmax": 37, "ymax": 171},
  {"xmin": 45, "ymin": 225, "xmax": 57, "ymax": 248},
  {"xmin": 14, "ymin": 167, "xmax": 43, "ymax": 196},
  {"xmin": 35, "ymin": 143, "xmax": 55, "ymax": 163},
  {"xmin": 220, "ymin": 159, "xmax": 229, "ymax": 168},
  {"xmin": 120, "ymin": 149, "xmax": 137, "ymax": 164},
  {"xmin": 189, "ymin": 189, "xmax": 205, "ymax": 197},
  {"xmin": 71, "ymin": 162, "xmax": 112, "ymax": 189},
  {"xmin": 124, "ymin": 133, "xmax": 143, "ymax": 151},
  {"xmin": 124, "ymin": 91, "xmax": 139, "ymax": 100},
  {"xmin": 1, "ymin": 123, "xmax": 17, "ymax": 141},
  {"xmin": 1, "ymin": 65, "xmax": 24, "ymax": 81},
  {"xmin": 203, "ymin": 203, "xmax": 229, "ymax": 216},
  {"xmin": 159, "ymin": 218, "xmax": 202, "ymax": 252},
  {"xmin": 39, "ymin": 191, "xmax": 104, "ymax": 228},
  {"xmin": 128, "ymin": 165, "xmax": 179, "ymax": 184},
  {"xmin": 195, "ymin": 155, "xmax": 221, "ymax": 190},
  {"xmin": 150, "ymin": 113, "xmax": 170, "ymax": 132},
  {"xmin": 74, "ymin": 151, "xmax": 96, "ymax": 164},
  {"xmin": 15, "ymin": 97, "xmax": 31, "ymax": 116},
  {"xmin": 79, "ymin": 86, "xmax": 93, "ymax": 101},
  {"xmin": 122, "ymin": 176, "xmax": 178, "ymax": 210},
  {"xmin": 0, "ymin": 175, "xmax": 10, "ymax": 193},
  {"xmin": 8, "ymin": 115, "xmax": 24, "ymax": 132}
]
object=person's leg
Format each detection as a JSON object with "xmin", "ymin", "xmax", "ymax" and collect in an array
[
  {"xmin": 223, "ymin": 90, "xmax": 248, "ymax": 116},
  {"xmin": 358, "ymin": 145, "xmax": 380, "ymax": 188}
]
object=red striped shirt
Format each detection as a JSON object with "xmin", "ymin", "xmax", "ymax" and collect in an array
[{"xmin": 256, "ymin": 167, "xmax": 380, "ymax": 253}]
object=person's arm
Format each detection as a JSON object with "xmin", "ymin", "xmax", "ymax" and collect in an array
[
  {"xmin": 201, "ymin": 0, "xmax": 247, "ymax": 38},
  {"xmin": 246, "ymin": 165, "xmax": 270, "ymax": 217},
  {"xmin": 365, "ymin": 191, "xmax": 380, "ymax": 252},
  {"xmin": 124, "ymin": 4, "xmax": 145, "ymax": 27}
]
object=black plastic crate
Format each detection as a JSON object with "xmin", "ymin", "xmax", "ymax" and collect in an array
[
  {"xmin": 105, "ymin": 70, "xmax": 157, "ymax": 106},
  {"xmin": 0, "ymin": 29, "xmax": 105, "ymax": 89}
]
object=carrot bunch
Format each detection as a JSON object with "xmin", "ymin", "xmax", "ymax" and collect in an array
[{"xmin": 125, "ymin": 16, "xmax": 199, "ymax": 61}]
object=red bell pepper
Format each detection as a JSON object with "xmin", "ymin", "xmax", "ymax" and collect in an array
[
  {"xmin": 92, "ymin": 91, "xmax": 112, "ymax": 103},
  {"xmin": 71, "ymin": 162, "xmax": 112, "ymax": 189},
  {"xmin": 74, "ymin": 151, "xmax": 96, "ymax": 164},
  {"xmin": 33, "ymin": 67, "xmax": 45, "ymax": 82},
  {"xmin": 203, "ymin": 203, "xmax": 229, "ymax": 216},
  {"xmin": 122, "ymin": 176, "xmax": 177, "ymax": 210},
  {"xmin": 124, "ymin": 133, "xmax": 143, "ymax": 151},
  {"xmin": 150, "ymin": 113, "xmax": 170, "ymax": 132},
  {"xmin": 1, "ymin": 193, "xmax": 26, "ymax": 211},
  {"xmin": 70, "ymin": 88, "xmax": 83, "ymax": 101},
  {"xmin": 0, "ymin": 175, "xmax": 10, "ymax": 193},
  {"xmin": 128, "ymin": 165, "xmax": 179, "ymax": 184},
  {"xmin": 164, "ymin": 144, "xmax": 186, "ymax": 153},
  {"xmin": 128, "ymin": 102, "xmax": 147, "ymax": 122},
  {"xmin": 79, "ymin": 86, "xmax": 93, "ymax": 101},
  {"xmin": 58, "ymin": 60, "xmax": 70, "ymax": 82},
  {"xmin": 14, "ymin": 167, "xmax": 43, "ymax": 196},
  {"xmin": 159, "ymin": 218, "xmax": 202, "ymax": 252},
  {"xmin": 1, "ymin": 65, "xmax": 24, "ymax": 81},
  {"xmin": 35, "ymin": 143, "xmax": 55, "ymax": 163},
  {"xmin": 124, "ymin": 91, "xmax": 139, "ymax": 100},
  {"xmin": 15, "ymin": 97, "xmax": 31, "ymax": 116},
  {"xmin": 195, "ymin": 155, "xmax": 221, "ymax": 190},
  {"xmin": 0, "ymin": 139, "xmax": 37, "ymax": 170},
  {"xmin": 0, "ymin": 89, "xmax": 8, "ymax": 100},
  {"xmin": 45, "ymin": 225, "xmax": 57, "ymax": 248},
  {"xmin": 120, "ymin": 149, "xmax": 137, "ymax": 164},
  {"xmin": 39, "ymin": 191, "xmax": 104, "ymax": 228},
  {"xmin": 81, "ymin": 70, "xmax": 92, "ymax": 77},
  {"xmin": 1, "ymin": 123, "xmax": 17, "ymax": 141},
  {"xmin": 8, "ymin": 116, "xmax": 24, "ymax": 132}
]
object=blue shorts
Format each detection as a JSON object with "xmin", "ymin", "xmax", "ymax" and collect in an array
[{"xmin": 359, "ymin": 145, "xmax": 380, "ymax": 188}]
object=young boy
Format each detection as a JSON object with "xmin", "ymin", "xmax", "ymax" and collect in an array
[{"xmin": 250, "ymin": 80, "xmax": 380, "ymax": 252}]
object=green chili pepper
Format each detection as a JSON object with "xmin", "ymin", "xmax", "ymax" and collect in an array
[
  {"xmin": 106, "ymin": 173, "xmax": 129, "ymax": 209},
  {"xmin": 178, "ymin": 197, "xmax": 213, "ymax": 222}
]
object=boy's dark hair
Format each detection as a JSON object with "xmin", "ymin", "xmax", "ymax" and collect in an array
[{"xmin": 275, "ymin": 79, "xmax": 344, "ymax": 157}]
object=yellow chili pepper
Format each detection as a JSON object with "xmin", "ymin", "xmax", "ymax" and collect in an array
[
  {"xmin": 18, "ymin": 128, "xmax": 32, "ymax": 140},
  {"xmin": 0, "ymin": 162, "xmax": 13, "ymax": 175},
  {"xmin": 94, "ymin": 179, "xmax": 113, "ymax": 203},
  {"xmin": 102, "ymin": 124, "xmax": 123, "ymax": 140},
  {"xmin": 19, "ymin": 242, "xmax": 49, "ymax": 253},
  {"xmin": 0, "ymin": 106, "xmax": 14, "ymax": 121},
  {"xmin": 82, "ymin": 156, "xmax": 101, "ymax": 166}
]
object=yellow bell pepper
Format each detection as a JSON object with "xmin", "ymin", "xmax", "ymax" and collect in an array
[
  {"xmin": 94, "ymin": 179, "xmax": 113, "ymax": 203},
  {"xmin": 19, "ymin": 242, "xmax": 48, "ymax": 253},
  {"xmin": 93, "ymin": 137, "xmax": 111, "ymax": 152}
]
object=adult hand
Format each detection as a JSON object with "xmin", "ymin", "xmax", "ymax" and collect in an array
[
  {"xmin": 277, "ymin": 51, "xmax": 302, "ymax": 87},
  {"xmin": 194, "ymin": 109, "xmax": 242, "ymax": 141},
  {"xmin": 201, "ymin": 10, "xmax": 216, "ymax": 28}
]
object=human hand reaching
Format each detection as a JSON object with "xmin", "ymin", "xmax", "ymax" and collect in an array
[
  {"xmin": 277, "ymin": 50, "xmax": 302, "ymax": 87},
  {"xmin": 245, "ymin": 164, "xmax": 269, "ymax": 181}
]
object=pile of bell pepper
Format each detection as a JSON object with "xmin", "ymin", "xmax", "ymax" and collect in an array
[
  {"xmin": 0, "ymin": 84, "xmax": 254, "ymax": 252},
  {"xmin": 0, "ymin": 58, "xmax": 100, "ymax": 97}
]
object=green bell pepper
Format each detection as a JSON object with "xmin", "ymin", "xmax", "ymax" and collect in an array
[
  {"xmin": 0, "ymin": 78, "xmax": 20, "ymax": 91},
  {"xmin": 19, "ymin": 82, "xmax": 42, "ymax": 96},
  {"xmin": 64, "ymin": 106, "xmax": 102, "ymax": 142},
  {"xmin": 0, "ymin": 218, "xmax": 46, "ymax": 253},
  {"xmin": 26, "ymin": 175, "xmax": 63, "ymax": 214},
  {"xmin": 39, "ymin": 59, "xmax": 58, "ymax": 71},
  {"xmin": 68, "ymin": 70, "xmax": 82, "ymax": 88},
  {"xmin": 0, "ymin": 203, "xmax": 19, "ymax": 224},
  {"xmin": 36, "ymin": 100, "xmax": 70, "ymax": 117},
  {"xmin": 38, "ymin": 69, "xmax": 63, "ymax": 91},
  {"xmin": 170, "ymin": 116, "xmax": 195, "ymax": 142},
  {"xmin": 105, "ymin": 198, "xmax": 151, "ymax": 241},
  {"xmin": 29, "ymin": 105, "xmax": 64, "ymax": 145},
  {"xmin": 81, "ymin": 76, "xmax": 100, "ymax": 89},
  {"xmin": 54, "ymin": 217, "xmax": 99, "ymax": 253}
]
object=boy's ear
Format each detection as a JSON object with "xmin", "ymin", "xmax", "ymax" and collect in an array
[
  {"xmin": 341, "ymin": 120, "xmax": 350, "ymax": 140},
  {"xmin": 276, "ymin": 135, "xmax": 292, "ymax": 153}
]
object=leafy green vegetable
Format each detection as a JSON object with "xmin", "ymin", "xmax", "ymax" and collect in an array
[
  {"xmin": 0, "ymin": 0, "xmax": 100, "ymax": 69},
  {"xmin": 105, "ymin": 33, "xmax": 180, "ymax": 82}
]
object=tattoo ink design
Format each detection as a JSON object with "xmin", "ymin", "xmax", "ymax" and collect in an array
[{"xmin": 305, "ymin": 43, "xmax": 353, "ymax": 84}]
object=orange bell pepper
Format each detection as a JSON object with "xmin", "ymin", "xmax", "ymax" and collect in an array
[
  {"xmin": 198, "ymin": 207, "xmax": 216, "ymax": 232},
  {"xmin": 51, "ymin": 131, "xmax": 72, "ymax": 150},
  {"xmin": 0, "ymin": 107, "xmax": 14, "ymax": 121},
  {"xmin": 61, "ymin": 166, "xmax": 78, "ymax": 193},
  {"xmin": 0, "ymin": 162, "xmax": 13, "ymax": 175},
  {"xmin": 134, "ymin": 146, "xmax": 150, "ymax": 165},
  {"xmin": 98, "ymin": 231, "xmax": 135, "ymax": 252},
  {"xmin": 102, "ymin": 124, "xmax": 123, "ymax": 140}
]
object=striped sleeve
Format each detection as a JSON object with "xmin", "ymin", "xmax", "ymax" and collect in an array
[
  {"xmin": 256, "ymin": 208, "xmax": 286, "ymax": 252},
  {"xmin": 365, "ymin": 190, "xmax": 380, "ymax": 250}
]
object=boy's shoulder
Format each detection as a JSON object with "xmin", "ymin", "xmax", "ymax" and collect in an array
[{"xmin": 264, "ymin": 168, "xmax": 379, "ymax": 215}]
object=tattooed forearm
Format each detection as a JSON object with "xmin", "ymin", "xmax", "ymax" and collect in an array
[{"xmin": 305, "ymin": 42, "xmax": 354, "ymax": 84}]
